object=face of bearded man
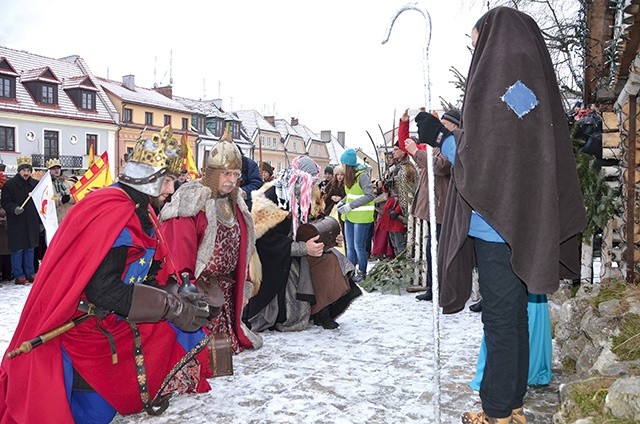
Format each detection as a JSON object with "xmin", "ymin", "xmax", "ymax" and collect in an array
[
  {"xmin": 149, "ymin": 175, "xmax": 176, "ymax": 211},
  {"xmin": 19, "ymin": 168, "xmax": 31, "ymax": 181}
]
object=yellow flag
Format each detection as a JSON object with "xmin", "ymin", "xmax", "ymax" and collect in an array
[
  {"xmin": 183, "ymin": 132, "xmax": 199, "ymax": 179},
  {"xmin": 70, "ymin": 151, "xmax": 113, "ymax": 202}
]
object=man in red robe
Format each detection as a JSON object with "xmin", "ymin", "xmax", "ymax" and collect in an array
[
  {"xmin": 0, "ymin": 126, "xmax": 215, "ymax": 424},
  {"xmin": 158, "ymin": 125, "xmax": 262, "ymax": 353}
]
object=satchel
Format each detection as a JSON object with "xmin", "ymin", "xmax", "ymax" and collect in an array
[
  {"xmin": 209, "ymin": 332, "xmax": 233, "ymax": 377},
  {"xmin": 295, "ymin": 216, "xmax": 341, "ymax": 251}
]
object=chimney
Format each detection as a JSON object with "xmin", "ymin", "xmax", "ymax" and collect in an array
[
  {"xmin": 337, "ymin": 131, "xmax": 346, "ymax": 147},
  {"xmin": 290, "ymin": 117, "xmax": 299, "ymax": 126},
  {"xmin": 264, "ymin": 115, "xmax": 275, "ymax": 126},
  {"xmin": 122, "ymin": 75, "xmax": 135, "ymax": 91},
  {"xmin": 320, "ymin": 130, "xmax": 332, "ymax": 142},
  {"xmin": 155, "ymin": 85, "xmax": 173, "ymax": 99}
]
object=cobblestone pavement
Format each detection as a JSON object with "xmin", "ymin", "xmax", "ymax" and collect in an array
[{"xmin": 0, "ymin": 281, "xmax": 563, "ymax": 423}]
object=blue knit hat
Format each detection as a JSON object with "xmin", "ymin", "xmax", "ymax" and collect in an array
[{"xmin": 340, "ymin": 149, "xmax": 357, "ymax": 166}]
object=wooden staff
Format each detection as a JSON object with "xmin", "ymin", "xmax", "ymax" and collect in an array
[{"xmin": 6, "ymin": 313, "xmax": 93, "ymax": 359}]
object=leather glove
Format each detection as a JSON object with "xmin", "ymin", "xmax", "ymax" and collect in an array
[
  {"xmin": 14, "ymin": 206, "xmax": 24, "ymax": 216},
  {"xmin": 61, "ymin": 194, "xmax": 71, "ymax": 204},
  {"xmin": 415, "ymin": 112, "xmax": 448, "ymax": 148},
  {"xmin": 127, "ymin": 284, "xmax": 209, "ymax": 332},
  {"xmin": 337, "ymin": 203, "xmax": 352, "ymax": 215},
  {"xmin": 165, "ymin": 293, "xmax": 210, "ymax": 332},
  {"xmin": 389, "ymin": 210, "xmax": 399, "ymax": 220}
]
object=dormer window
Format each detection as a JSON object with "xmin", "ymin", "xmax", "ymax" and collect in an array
[
  {"xmin": 0, "ymin": 76, "xmax": 15, "ymax": 99},
  {"xmin": 0, "ymin": 57, "xmax": 18, "ymax": 100},
  {"xmin": 22, "ymin": 67, "xmax": 60, "ymax": 106},
  {"xmin": 63, "ymin": 76, "xmax": 98, "ymax": 111},
  {"xmin": 41, "ymin": 84, "xmax": 56, "ymax": 104},
  {"xmin": 81, "ymin": 91, "xmax": 95, "ymax": 110}
]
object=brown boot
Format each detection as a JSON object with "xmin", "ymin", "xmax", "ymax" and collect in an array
[
  {"xmin": 461, "ymin": 411, "xmax": 511, "ymax": 424},
  {"xmin": 511, "ymin": 407, "xmax": 527, "ymax": 424}
]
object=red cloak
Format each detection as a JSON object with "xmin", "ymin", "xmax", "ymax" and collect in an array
[{"xmin": 0, "ymin": 186, "xmax": 211, "ymax": 424}]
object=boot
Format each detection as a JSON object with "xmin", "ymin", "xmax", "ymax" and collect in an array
[
  {"xmin": 511, "ymin": 407, "xmax": 527, "ymax": 424},
  {"xmin": 416, "ymin": 291, "xmax": 432, "ymax": 301},
  {"xmin": 461, "ymin": 411, "xmax": 511, "ymax": 424},
  {"xmin": 314, "ymin": 307, "xmax": 339, "ymax": 330},
  {"xmin": 469, "ymin": 300, "xmax": 482, "ymax": 313},
  {"xmin": 328, "ymin": 280, "xmax": 362, "ymax": 319}
]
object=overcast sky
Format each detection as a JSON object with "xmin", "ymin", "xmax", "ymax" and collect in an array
[{"xmin": 0, "ymin": 0, "xmax": 486, "ymax": 154}]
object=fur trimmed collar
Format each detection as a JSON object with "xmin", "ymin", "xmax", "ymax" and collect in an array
[{"xmin": 251, "ymin": 183, "xmax": 289, "ymax": 240}]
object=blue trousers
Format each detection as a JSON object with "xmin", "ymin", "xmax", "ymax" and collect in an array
[
  {"xmin": 475, "ymin": 239, "xmax": 529, "ymax": 419},
  {"xmin": 344, "ymin": 221, "xmax": 373, "ymax": 274},
  {"xmin": 10, "ymin": 248, "xmax": 35, "ymax": 279}
]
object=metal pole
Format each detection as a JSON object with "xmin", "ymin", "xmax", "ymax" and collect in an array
[
  {"xmin": 382, "ymin": 4, "xmax": 440, "ymax": 421},
  {"xmin": 626, "ymin": 95, "xmax": 637, "ymax": 283}
]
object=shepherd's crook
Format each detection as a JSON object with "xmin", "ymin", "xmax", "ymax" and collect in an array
[
  {"xmin": 381, "ymin": 2, "xmax": 432, "ymax": 109},
  {"xmin": 382, "ymin": 3, "xmax": 441, "ymax": 422}
]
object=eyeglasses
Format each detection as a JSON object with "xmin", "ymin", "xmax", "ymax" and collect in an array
[{"xmin": 222, "ymin": 170, "xmax": 241, "ymax": 179}]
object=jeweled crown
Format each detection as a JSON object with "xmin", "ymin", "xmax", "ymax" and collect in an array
[
  {"xmin": 166, "ymin": 133, "xmax": 188, "ymax": 175},
  {"xmin": 17, "ymin": 155, "xmax": 32, "ymax": 166},
  {"xmin": 129, "ymin": 125, "xmax": 176, "ymax": 168}
]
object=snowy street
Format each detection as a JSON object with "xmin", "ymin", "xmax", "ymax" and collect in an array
[{"xmin": 0, "ymin": 281, "xmax": 561, "ymax": 423}]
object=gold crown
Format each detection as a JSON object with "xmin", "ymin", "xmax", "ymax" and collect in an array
[
  {"xmin": 45, "ymin": 158, "xmax": 62, "ymax": 169},
  {"xmin": 166, "ymin": 133, "xmax": 188, "ymax": 175},
  {"xmin": 129, "ymin": 125, "xmax": 176, "ymax": 169},
  {"xmin": 17, "ymin": 155, "xmax": 32, "ymax": 166}
]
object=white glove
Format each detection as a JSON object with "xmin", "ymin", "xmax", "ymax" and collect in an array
[{"xmin": 337, "ymin": 203, "xmax": 352, "ymax": 215}]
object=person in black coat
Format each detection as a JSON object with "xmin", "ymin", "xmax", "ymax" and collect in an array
[
  {"xmin": 0, "ymin": 160, "xmax": 40, "ymax": 284},
  {"xmin": 237, "ymin": 146, "xmax": 263, "ymax": 210}
]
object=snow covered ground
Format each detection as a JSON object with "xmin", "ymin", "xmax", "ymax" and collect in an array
[{"xmin": 0, "ymin": 278, "xmax": 562, "ymax": 423}]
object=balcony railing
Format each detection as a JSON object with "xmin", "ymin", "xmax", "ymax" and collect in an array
[{"xmin": 31, "ymin": 154, "xmax": 84, "ymax": 169}]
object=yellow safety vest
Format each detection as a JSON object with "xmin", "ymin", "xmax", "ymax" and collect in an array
[{"xmin": 344, "ymin": 170, "xmax": 374, "ymax": 223}]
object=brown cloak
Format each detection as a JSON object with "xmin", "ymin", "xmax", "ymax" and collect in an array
[{"xmin": 438, "ymin": 7, "xmax": 587, "ymax": 314}]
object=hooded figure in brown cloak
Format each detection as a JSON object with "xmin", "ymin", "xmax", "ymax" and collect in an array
[
  {"xmin": 433, "ymin": 7, "xmax": 587, "ymax": 312},
  {"xmin": 415, "ymin": 7, "xmax": 586, "ymax": 423}
]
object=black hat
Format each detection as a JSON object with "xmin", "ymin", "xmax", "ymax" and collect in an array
[
  {"xmin": 261, "ymin": 161, "xmax": 274, "ymax": 176},
  {"xmin": 180, "ymin": 169, "xmax": 188, "ymax": 174},
  {"xmin": 441, "ymin": 109, "xmax": 461, "ymax": 126},
  {"xmin": 17, "ymin": 163, "xmax": 33, "ymax": 172},
  {"xmin": 324, "ymin": 165, "xmax": 334, "ymax": 174}
]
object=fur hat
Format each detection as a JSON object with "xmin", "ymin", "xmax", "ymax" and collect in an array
[
  {"xmin": 340, "ymin": 149, "xmax": 358, "ymax": 167},
  {"xmin": 441, "ymin": 109, "xmax": 461, "ymax": 126},
  {"xmin": 333, "ymin": 164, "xmax": 344, "ymax": 175}
]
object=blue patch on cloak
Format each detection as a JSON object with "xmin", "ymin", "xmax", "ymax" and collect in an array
[{"xmin": 501, "ymin": 80, "xmax": 539, "ymax": 118}]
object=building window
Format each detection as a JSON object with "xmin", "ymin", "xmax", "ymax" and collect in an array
[
  {"xmin": 145, "ymin": 112, "xmax": 153, "ymax": 126},
  {"xmin": 123, "ymin": 108, "xmax": 133, "ymax": 123},
  {"xmin": 164, "ymin": 115, "xmax": 171, "ymax": 126},
  {"xmin": 86, "ymin": 134, "xmax": 98, "ymax": 154},
  {"xmin": 80, "ymin": 91, "xmax": 95, "ymax": 110},
  {"xmin": 0, "ymin": 126, "xmax": 15, "ymax": 151},
  {"xmin": 41, "ymin": 84, "xmax": 56, "ymax": 104},
  {"xmin": 193, "ymin": 116, "xmax": 205, "ymax": 132},
  {"xmin": 182, "ymin": 117, "xmax": 188, "ymax": 130},
  {"xmin": 0, "ymin": 76, "xmax": 15, "ymax": 99},
  {"xmin": 44, "ymin": 130, "xmax": 59, "ymax": 158}
]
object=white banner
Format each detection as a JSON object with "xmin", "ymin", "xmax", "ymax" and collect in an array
[{"xmin": 30, "ymin": 170, "xmax": 58, "ymax": 245}]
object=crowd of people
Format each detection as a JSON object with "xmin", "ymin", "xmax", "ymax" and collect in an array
[{"xmin": 0, "ymin": 6, "xmax": 589, "ymax": 424}]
